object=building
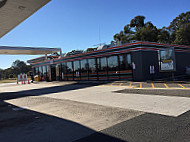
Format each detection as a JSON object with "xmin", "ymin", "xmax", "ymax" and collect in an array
[{"xmin": 28, "ymin": 41, "xmax": 190, "ymax": 82}]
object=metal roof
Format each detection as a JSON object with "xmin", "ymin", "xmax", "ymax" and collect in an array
[
  {"xmin": 0, "ymin": 0, "xmax": 51, "ymax": 38},
  {"xmin": 0, "ymin": 46, "xmax": 61, "ymax": 55}
]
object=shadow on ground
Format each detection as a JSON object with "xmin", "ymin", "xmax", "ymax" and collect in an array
[
  {"xmin": 1, "ymin": 82, "xmax": 190, "ymax": 142},
  {"xmin": 0, "ymin": 82, "xmax": 126, "ymax": 142},
  {"xmin": 0, "ymin": 82, "xmax": 106, "ymax": 100},
  {"xmin": 76, "ymin": 110, "xmax": 190, "ymax": 142},
  {"xmin": 0, "ymin": 101, "xmax": 125, "ymax": 142}
]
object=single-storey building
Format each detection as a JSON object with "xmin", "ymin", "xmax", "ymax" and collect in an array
[{"xmin": 27, "ymin": 41, "xmax": 190, "ymax": 81}]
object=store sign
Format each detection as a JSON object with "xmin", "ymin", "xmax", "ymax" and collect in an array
[
  {"xmin": 150, "ymin": 65, "xmax": 155, "ymax": 74},
  {"xmin": 159, "ymin": 48, "xmax": 176, "ymax": 72}
]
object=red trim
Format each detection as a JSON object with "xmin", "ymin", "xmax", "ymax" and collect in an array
[
  {"xmin": 120, "ymin": 76, "xmax": 132, "ymax": 79},
  {"xmin": 120, "ymin": 70, "xmax": 132, "ymax": 73},
  {"xmin": 108, "ymin": 77, "xmax": 120, "ymax": 79}
]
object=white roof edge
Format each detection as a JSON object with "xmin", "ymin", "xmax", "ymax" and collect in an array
[{"xmin": 0, "ymin": 46, "xmax": 61, "ymax": 55}]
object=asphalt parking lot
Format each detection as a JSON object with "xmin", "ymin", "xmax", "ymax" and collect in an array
[
  {"xmin": 1, "ymin": 81, "xmax": 190, "ymax": 142},
  {"xmin": 101, "ymin": 81, "xmax": 190, "ymax": 90}
]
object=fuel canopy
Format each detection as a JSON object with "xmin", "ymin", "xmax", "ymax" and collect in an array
[{"xmin": 0, "ymin": 46, "xmax": 61, "ymax": 55}]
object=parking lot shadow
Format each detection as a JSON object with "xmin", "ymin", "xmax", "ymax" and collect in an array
[
  {"xmin": 75, "ymin": 110, "xmax": 190, "ymax": 142},
  {"xmin": 0, "ymin": 82, "xmax": 127, "ymax": 141},
  {"xmin": 0, "ymin": 100, "xmax": 126, "ymax": 142}
]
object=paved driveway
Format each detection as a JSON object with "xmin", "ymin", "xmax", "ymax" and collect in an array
[{"xmin": 1, "ymin": 82, "xmax": 190, "ymax": 142}]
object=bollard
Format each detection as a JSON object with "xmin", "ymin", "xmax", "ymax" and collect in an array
[
  {"xmin": 22, "ymin": 81, "xmax": 23, "ymax": 84},
  {"xmin": 28, "ymin": 79, "xmax": 30, "ymax": 84},
  {"xmin": 17, "ymin": 78, "xmax": 19, "ymax": 84}
]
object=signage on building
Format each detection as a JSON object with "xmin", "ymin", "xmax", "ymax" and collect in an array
[
  {"xmin": 150, "ymin": 65, "xmax": 155, "ymax": 74},
  {"xmin": 159, "ymin": 48, "xmax": 176, "ymax": 72}
]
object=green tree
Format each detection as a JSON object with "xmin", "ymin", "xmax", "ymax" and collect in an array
[
  {"xmin": 168, "ymin": 11, "xmax": 190, "ymax": 44},
  {"xmin": 157, "ymin": 27, "xmax": 170, "ymax": 44},
  {"xmin": 133, "ymin": 22, "xmax": 158, "ymax": 42},
  {"xmin": 12, "ymin": 60, "xmax": 31, "ymax": 75},
  {"xmin": 86, "ymin": 47, "xmax": 97, "ymax": 52},
  {"xmin": 113, "ymin": 33, "xmax": 121, "ymax": 42},
  {"xmin": 130, "ymin": 16, "xmax": 145, "ymax": 31},
  {"xmin": 174, "ymin": 23, "xmax": 190, "ymax": 45}
]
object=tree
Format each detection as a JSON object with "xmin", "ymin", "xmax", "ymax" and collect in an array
[
  {"xmin": 113, "ymin": 33, "xmax": 121, "ymax": 42},
  {"xmin": 157, "ymin": 27, "xmax": 170, "ymax": 44},
  {"xmin": 112, "ymin": 12, "xmax": 190, "ymax": 45},
  {"xmin": 174, "ymin": 23, "xmax": 190, "ymax": 45},
  {"xmin": 12, "ymin": 60, "xmax": 31, "ymax": 75},
  {"xmin": 130, "ymin": 16, "xmax": 145, "ymax": 31},
  {"xmin": 133, "ymin": 21, "xmax": 158, "ymax": 42},
  {"xmin": 168, "ymin": 11, "xmax": 190, "ymax": 44},
  {"xmin": 86, "ymin": 47, "xmax": 97, "ymax": 52}
]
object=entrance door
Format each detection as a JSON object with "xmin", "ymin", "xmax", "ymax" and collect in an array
[{"xmin": 51, "ymin": 65, "xmax": 56, "ymax": 81}]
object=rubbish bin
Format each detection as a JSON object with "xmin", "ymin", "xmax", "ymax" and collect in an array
[{"xmin": 34, "ymin": 75, "xmax": 40, "ymax": 82}]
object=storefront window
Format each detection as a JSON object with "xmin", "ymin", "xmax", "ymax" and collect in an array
[
  {"xmin": 119, "ymin": 53, "xmax": 132, "ymax": 70},
  {"xmin": 35, "ymin": 67, "xmax": 39, "ymax": 75},
  {"xmin": 73, "ymin": 60, "xmax": 80, "ymax": 79},
  {"xmin": 39, "ymin": 66, "xmax": 43, "ymax": 76},
  {"xmin": 88, "ymin": 58, "xmax": 97, "ymax": 80},
  {"xmin": 81, "ymin": 59, "xmax": 88, "ymax": 73},
  {"xmin": 81, "ymin": 59, "xmax": 88, "ymax": 80},
  {"xmin": 98, "ymin": 57, "xmax": 108, "ymax": 80},
  {"xmin": 107, "ymin": 56, "xmax": 119, "ymax": 71},
  {"xmin": 88, "ymin": 59, "xmax": 96, "ymax": 73},
  {"xmin": 66, "ymin": 62, "xmax": 73, "ymax": 80},
  {"xmin": 66, "ymin": 62, "xmax": 73, "ymax": 73},
  {"xmin": 43, "ymin": 66, "xmax": 47, "ymax": 75},
  {"xmin": 98, "ymin": 57, "xmax": 107, "ymax": 71},
  {"xmin": 57, "ymin": 64, "xmax": 62, "ymax": 81},
  {"xmin": 62, "ymin": 62, "xmax": 67, "ymax": 80},
  {"xmin": 73, "ymin": 60, "xmax": 80, "ymax": 72}
]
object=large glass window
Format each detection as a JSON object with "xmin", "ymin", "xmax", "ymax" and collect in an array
[
  {"xmin": 119, "ymin": 53, "xmax": 132, "ymax": 80},
  {"xmin": 42, "ymin": 66, "xmax": 47, "ymax": 81},
  {"xmin": 107, "ymin": 56, "xmax": 119, "ymax": 71},
  {"xmin": 119, "ymin": 53, "xmax": 132, "ymax": 70},
  {"xmin": 107, "ymin": 56, "xmax": 119, "ymax": 80},
  {"xmin": 66, "ymin": 62, "xmax": 73, "ymax": 80},
  {"xmin": 35, "ymin": 67, "xmax": 39, "ymax": 75},
  {"xmin": 98, "ymin": 57, "xmax": 107, "ymax": 71},
  {"xmin": 81, "ymin": 59, "xmax": 88, "ymax": 80},
  {"xmin": 73, "ymin": 60, "xmax": 80, "ymax": 79},
  {"xmin": 88, "ymin": 59, "xmax": 96, "ymax": 73},
  {"xmin": 88, "ymin": 58, "xmax": 97, "ymax": 80},
  {"xmin": 73, "ymin": 61, "xmax": 80, "ymax": 72},
  {"xmin": 66, "ymin": 62, "xmax": 73, "ymax": 73},
  {"xmin": 98, "ymin": 57, "xmax": 108, "ymax": 80},
  {"xmin": 81, "ymin": 59, "xmax": 88, "ymax": 73},
  {"xmin": 57, "ymin": 64, "xmax": 62, "ymax": 81},
  {"xmin": 62, "ymin": 62, "xmax": 67, "ymax": 80},
  {"xmin": 38, "ymin": 66, "xmax": 43, "ymax": 80}
]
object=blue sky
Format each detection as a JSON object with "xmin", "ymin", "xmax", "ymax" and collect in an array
[{"xmin": 0, "ymin": 0, "xmax": 189, "ymax": 69}]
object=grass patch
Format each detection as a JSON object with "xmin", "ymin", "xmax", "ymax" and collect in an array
[{"xmin": 0, "ymin": 79, "xmax": 16, "ymax": 84}]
